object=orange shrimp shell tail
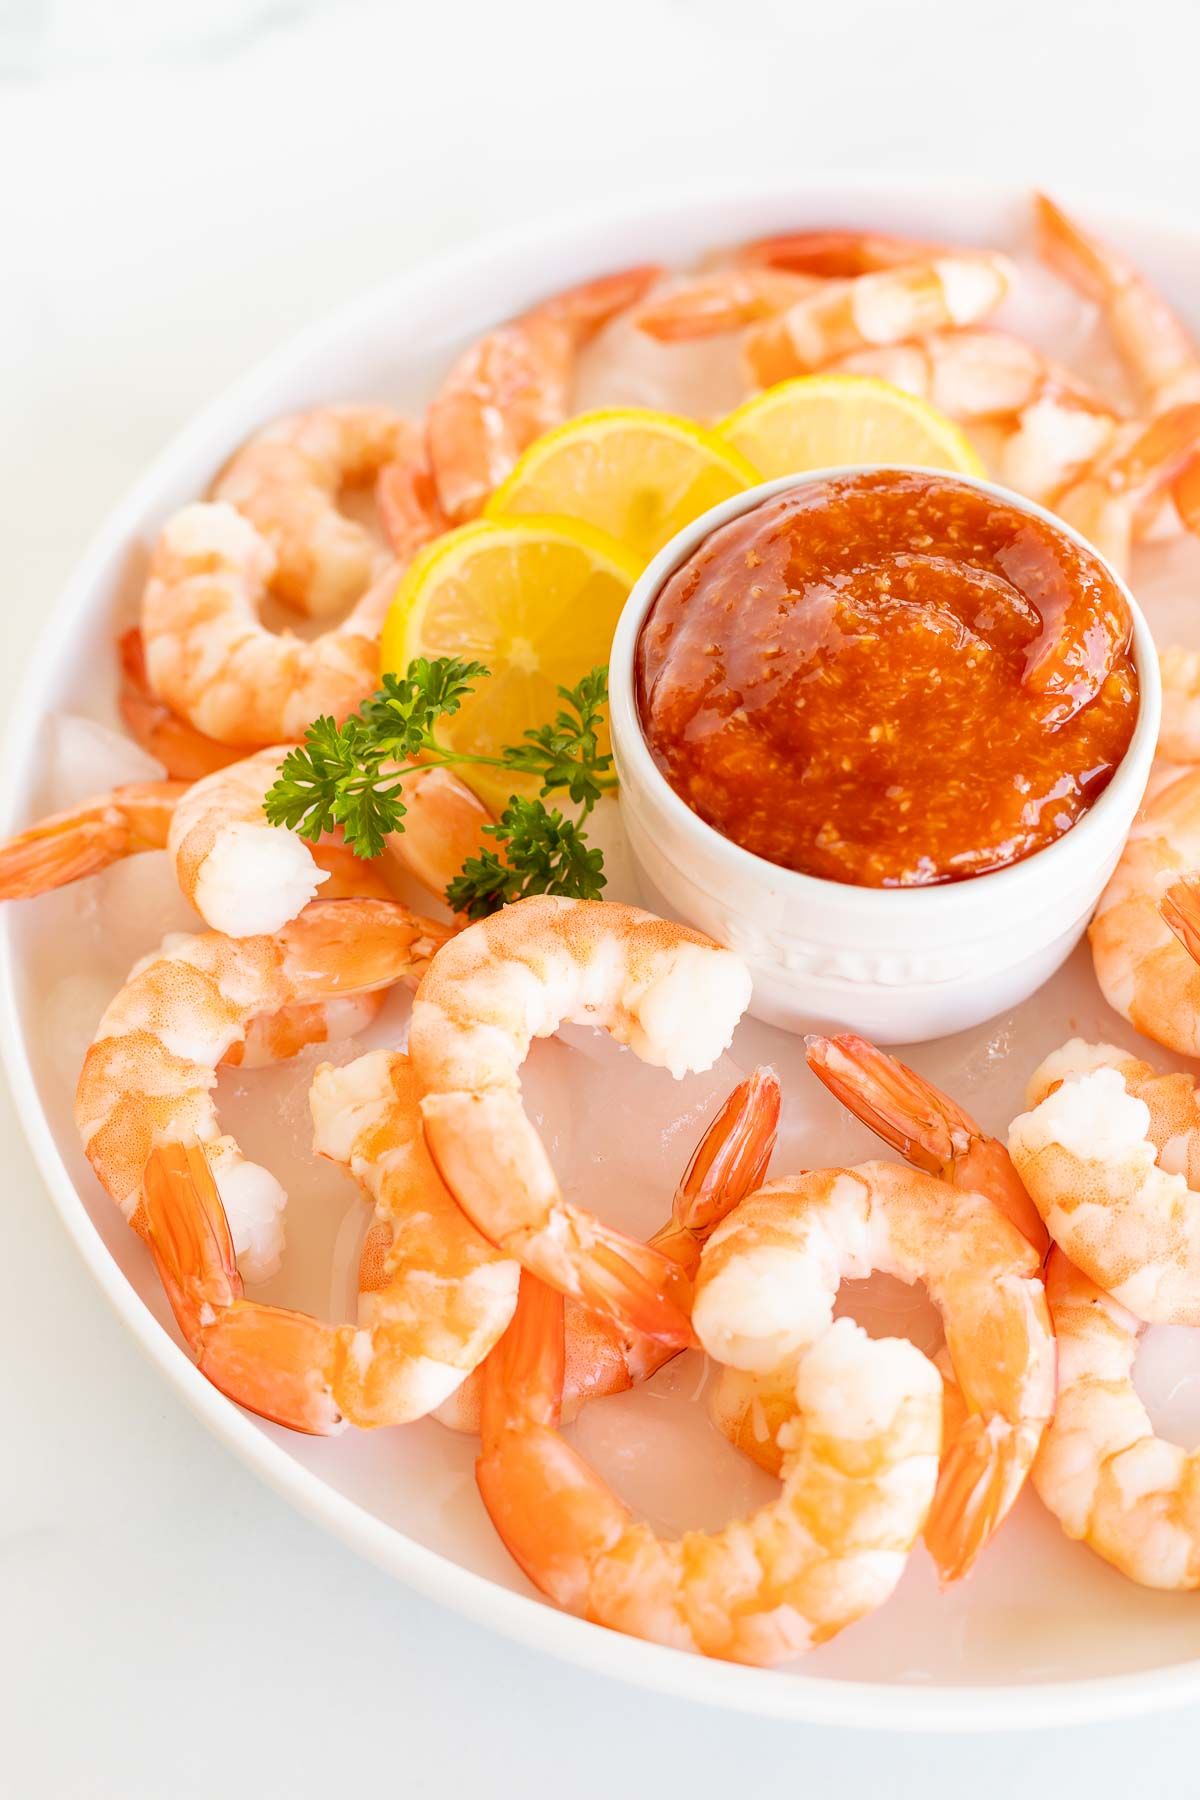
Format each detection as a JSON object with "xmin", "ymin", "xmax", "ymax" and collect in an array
[
  {"xmin": 571, "ymin": 1217, "xmax": 698, "ymax": 1351},
  {"xmin": 188, "ymin": 1305, "xmax": 346, "ymax": 1436},
  {"xmin": 805, "ymin": 1033, "xmax": 965, "ymax": 1173},
  {"xmin": 551, "ymin": 264, "xmax": 665, "ymax": 337},
  {"xmin": 807, "ymin": 1033, "xmax": 1047, "ymax": 1254},
  {"xmin": 141, "ymin": 1141, "xmax": 242, "ymax": 1347},
  {"xmin": 736, "ymin": 227, "xmax": 948, "ymax": 278},
  {"xmin": 143, "ymin": 1142, "xmax": 345, "ymax": 1436},
  {"xmin": 671, "ymin": 1065, "xmax": 781, "ymax": 1237},
  {"xmin": 0, "ymin": 816, "xmax": 129, "ymax": 900},
  {"xmin": 477, "ymin": 1274, "xmax": 629, "ymax": 1609},
  {"xmin": 1032, "ymin": 193, "xmax": 1117, "ymax": 298},
  {"xmin": 279, "ymin": 898, "xmax": 454, "ymax": 996},
  {"xmin": 924, "ymin": 1414, "xmax": 1039, "ymax": 1584}
]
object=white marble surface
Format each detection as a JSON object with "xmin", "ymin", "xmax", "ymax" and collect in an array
[{"xmin": 5, "ymin": 1, "xmax": 1200, "ymax": 1792}]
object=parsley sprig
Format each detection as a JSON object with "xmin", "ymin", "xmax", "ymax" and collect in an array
[{"xmin": 263, "ymin": 657, "xmax": 617, "ymax": 916}]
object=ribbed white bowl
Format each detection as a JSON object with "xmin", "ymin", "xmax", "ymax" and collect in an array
[{"xmin": 609, "ymin": 468, "xmax": 1159, "ymax": 1043}]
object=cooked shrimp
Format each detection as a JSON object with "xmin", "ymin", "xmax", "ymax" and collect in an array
[
  {"xmin": 229, "ymin": 804, "xmax": 407, "ymax": 1076},
  {"xmin": 694, "ymin": 1163, "xmax": 1054, "ymax": 1582},
  {"xmin": 1089, "ymin": 770, "xmax": 1200, "ymax": 1055},
  {"xmin": 0, "ymin": 763, "xmax": 391, "ymax": 920},
  {"xmin": 634, "ymin": 270, "xmax": 821, "ymax": 343},
  {"xmin": 828, "ymin": 328, "xmax": 1106, "ymax": 425},
  {"xmin": 377, "ymin": 763, "xmax": 495, "ymax": 904},
  {"xmin": 734, "ymin": 227, "xmax": 951, "ymax": 279},
  {"xmin": 227, "ymin": 989, "xmax": 387, "ymax": 1071},
  {"xmin": 1053, "ymin": 403, "xmax": 1200, "ymax": 575},
  {"xmin": 436, "ymin": 1065, "xmax": 780, "ymax": 1433},
  {"xmin": 0, "ymin": 746, "xmax": 492, "ymax": 931},
  {"xmin": 827, "ymin": 330, "xmax": 1120, "ymax": 504},
  {"xmin": 211, "ymin": 407, "xmax": 429, "ymax": 617},
  {"xmin": 167, "ymin": 748, "xmax": 338, "ymax": 934},
  {"xmin": 1009, "ymin": 1030, "xmax": 1200, "ymax": 1323},
  {"xmin": 1034, "ymin": 193, "xmax": 1200, "ymax": 416},
  {"xmin": 741, "ymin": 253, "xmax": 1013, "ymax": 387},
  {"xmin": 476, "ymin": 1273, "xmax": 942, "ymax": 1664},
  {"xmin": 1024, "ymin": 1036, "xmax": 1200, "ymax": 1182},
  {"xmin": 1034, "ymin": 194, "xmax": 1200, "ymax": 551},
  {"xmin": 805, "ymin": 1032, "xmax": 1049, "ymax": 1254},
  {"xmin": 141, "ymin": 503, "xmax": 399, "ymax": 747},
  {"xmin": 426, "ymin": 265, "xmax": 662, "ymax": 522},
  {"xmin": 117, "ymin": 628, "xmax": 242, "ymax": 780},
  {"xmin": 166, "ymin": 749, "xmax": 491, "ymax": 934},
  {"xmin": 0, "ymin": 781, "xmax": 187, "ymax": 902},
  {"xmin": 409, "ymin": 895, "xmax": 752, "ymax": 1347},
  {"xmin": 374, "ymin": 451, "xmax": 448, "ymax": 560},
  {"xmin": 74, "ymin": 897, "xmax": 451, "ymax": 1281},
  {"xmin": 635, "ymin": 229, "xmax": 979, "ymax": 345},
  {"xmin": 140, "ymin": 1051, "xmax": 518, "ymax": 1433},
  {"xmin": 1033, "ymin": 1247, "xmax": 1200, "ymax": 1588}
]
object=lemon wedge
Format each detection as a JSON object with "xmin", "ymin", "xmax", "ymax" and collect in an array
[
  {"xmin": 381, "ymin": 514, "xmax": 640, "ymax": 810},
  {"xmin": 485, "ymin": 407, "xmax": 760, "ymax": 562},
  {"xmin": 719, "ymin": 375, "xmax": 984, "ymax": 480}
]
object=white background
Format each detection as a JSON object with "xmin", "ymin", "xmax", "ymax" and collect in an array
[{"xmin": 4, "ymin": 1, "xmax": 1200, "ymax": 1792}]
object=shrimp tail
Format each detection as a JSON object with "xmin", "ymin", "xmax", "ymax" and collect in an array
[
  {"xmin": 570, "ymin": 1215, "xmax": 698, "ymax": 1351},
  {"xmin": 1162, "ymin": 876, "xmax": 1200, "ymax": 964},
  {"xmin": 278, "ymin": 898, "xmax": 454, "ymax": 997},
  {"xmin": 633, "ymin": 272, "xmax": 817, "ymax": 343},
  {"xmin": 477, "ymin": 1273, "xmax": 630, "ymax": 1610},
  {"xmin": 547, "ymin": 263, "xmax": 665, "ymax": 335},
  {"xmin": 0, "ymin": 812, "xmax": 131, "ymax": 898},
  {"xmin": 183, "ymin": 1304, "xmax": 346, "ymax": 1435},
  {"xmin": 141, "ymin": 1141, "xmax": 242, "ymax": 1345},
  {"xmin": 1033, "ymin": 192, "xmax": 1118, "ymax": 304},
  {"xmin": 924, "ymin": 1414, "xmax": 1038, "ymax": 1583},
  {"xmin": 669, "ymin": 1065, "xmax": 780, "ymax": 1237},
  {"xmin": 479, "ymin": 1269, "xmax": 565, "ymax": 1440},
  {"xmin": 805, "ymin": 1033, "xmax": 968, "ymax": 1174},
  {"xmin": 0, "ymin": 782, "xmax": 184, "ymax": 901},
  {"xmin": 807, "ymin": 1033, "xmax": 1049, "ymax": 1254},
  {"xmin": 142, "ymin": 1141, "xmax": 345, "ymax": 1435},
  {"xmin": 735, "ymin": 227, "xmax": 948, "ymax": 277}
]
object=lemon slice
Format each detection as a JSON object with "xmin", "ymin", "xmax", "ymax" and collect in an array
[
  {"xmin": 485, "ymin": 407, "xmax": 760, "ymax": 562},
  {"xmin": 381, "ymin": 515, "xmax": 640, "ymax": 811},
  {"xmin": 719, "ymin": 375, "xmax": 984, "ymax": 480}
]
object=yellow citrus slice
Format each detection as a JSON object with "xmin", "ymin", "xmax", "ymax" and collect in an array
[
  {"xmin": 718, "ymin": 374, "xmax": 984, "ymax": 480},
  {"xmin": 381, "ymin": 514, "xmax": 640, "ymax": 811},
  {"xmin": 484, "ymin": 407, "xmax": 760, "ymax": 562}
]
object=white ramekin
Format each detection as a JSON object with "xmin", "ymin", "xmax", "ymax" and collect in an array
[{"xmin": 609, "ymin": 467, "xmax": 1161, "ymax": 1044}]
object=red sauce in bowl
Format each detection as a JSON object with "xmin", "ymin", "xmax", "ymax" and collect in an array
[{"xmin": 635, "ymin": 470, "xmax": 1138, "ymax": 887}]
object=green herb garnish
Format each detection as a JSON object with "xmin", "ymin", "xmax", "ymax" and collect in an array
[{"xmin": 264, "ymin": 658, "xmax": 616, "ymax": 914}]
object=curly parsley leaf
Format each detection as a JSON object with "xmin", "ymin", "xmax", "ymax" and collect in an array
[
  {"xmin": 445, "ymin": 798, "xmax": 607, "ymax": 920},
  {"xmin": 501, "ymin": 667, "xmax": 614, "ymax": 807},
  {"xmin": 357, "ymin": 657, "xmax": 488, "ymax": 760},
  {"xmin": 263, "ymin": 657, "xmax": 613, "ymax": 906},
  {"xmin": 263, "ymin": 717, "xmax": 407, "ymax": 857}
]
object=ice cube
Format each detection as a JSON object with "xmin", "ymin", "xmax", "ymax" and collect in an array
[
  {"xmin": 1133, "ymin": 1324, "xmax": 1200, "ymax": 1451},
  {"xmin": 575, "ymin": 308, "xmax": 749, "ymax": 422},
  {"xmin": 218, "ymin": 1038, "xmax": 366, "ymax": 1313},
  {"xmin": 46, "ymin": 714, "xmax": 165, "ymax": 809}
]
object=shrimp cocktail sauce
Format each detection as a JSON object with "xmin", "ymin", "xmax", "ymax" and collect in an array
[{"xmin": 635, "ymin": 469, "xmax": 1139, "ymax": 889}]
